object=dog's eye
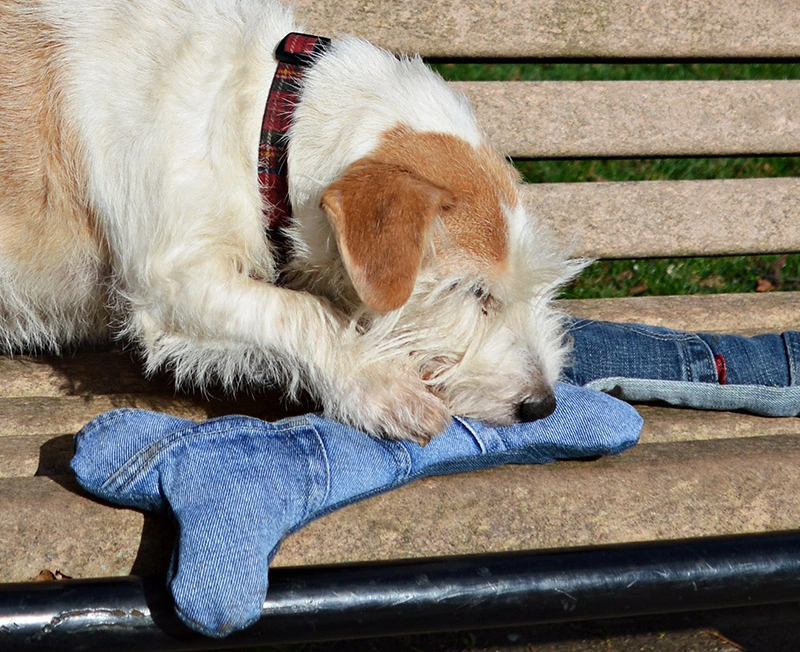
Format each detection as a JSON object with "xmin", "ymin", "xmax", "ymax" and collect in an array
[
  {"xmin": 471, "ymin": 285, "xmax": 488, "ymax": 300},
  {"xmin": 470, "ymin": 285, "xmax": 500, "ymax": 315},
  {"xmin": 440, "ymin": 196, "xmax": 457, "ymax": 214}
]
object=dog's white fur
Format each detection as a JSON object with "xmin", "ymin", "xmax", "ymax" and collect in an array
[{"xmin": 0, "ymin": 0, "xmax": 582, "ymax": 441}]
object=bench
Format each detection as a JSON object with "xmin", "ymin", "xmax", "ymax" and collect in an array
[{"xmin": 2, "ymin": 0, "xmax": 800, "ymax": 648}]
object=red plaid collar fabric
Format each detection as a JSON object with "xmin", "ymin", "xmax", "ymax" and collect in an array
[{"xmin": 259, "ymin": 33, "xmax": 331, "ymax": 232}]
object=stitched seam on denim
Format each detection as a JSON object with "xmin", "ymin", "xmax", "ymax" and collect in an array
[
  {"xmin": 301, "ymin": 422, "xmax": 331, "ymax": 516},
  {"xmin": 568, "ymin": 320, "xmax": 716, "ymax": 382},
  {"xmin": 783, "ymin": 332, "xmax": 800, "ymax": 386},
  {"xmin": 587, "ymin": 377, "xmax": 800, "ymax": 393},
  {"xmin": 76, "ymin": 408, "xmax": 142, "ymax": 438},
  {"xmin": 94, "ymin": 417, "xmax": 203, "ymax": 493},
  {"xmin": 100, "ymin": 416, "xmax": 311, "ymax": 493},
  {"xmin": 383, "ymin": 438, "xmax": 413, "ymax": 479},
  {"xmin": 620, "ymin": 325, "xmax": 696, "ymax": 342},
  {"xmin": 452, "ymin": 416, "xmax": 489, "ymax": 454},
  {"xmin": 685, "ymin": 334, "xmax": 717, "ymax": 382},
  {"xmin": 568, "ymin": 319, "xmax": 700, "ymax": 342}
]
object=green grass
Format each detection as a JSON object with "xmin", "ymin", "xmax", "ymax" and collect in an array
[
  {"xmin": 431, "ymin": 62, "xmax": 800, "ymax": 299},
  {"xmin": 563, "ymin": 254, "xmax": 800, "ymax": 299},
  {"xmin": 432, "ymin": 62, "xmax": 800, "ymax": 82},
  {"xmin": 514, "ymin": 156, "xmax": 800, "ymax": 184}
]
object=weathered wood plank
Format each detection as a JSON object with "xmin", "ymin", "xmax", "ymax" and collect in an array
[
  {"xmin": 0, "ymin": 434, "xmax": 72, "ymax": 478},
  {"xmin": 293, "ymin": 0, "xmax": 800, "ymax": 60},
  {"xmin": 458, "ymin": 81, "xmax": 800, "ymax": 159},
  {"xmin": 637, "ymin": 407, "xmax": 800, "ymax": 445},
  {"xmin": 0, "ymin": 395, "xmax": 206, "ymax": 438},
  {"xmin": 0, "ymin": 475, "xmax": 171, "ymax": 582},
  {"xmin": 560, "ymin": 292, "xmax": 800, "ymax": 334},
  {"xmin": 0, "ymin": 392, "xmax": 301, "ymax": 439},
  {"xmin": 527, "ymin": 178, "xmax": 800, "ymax": 259},
  {"xmin": 0, "ymin": 298, "xmax": 796, "ymax": 400},
  {"xmin": 0, "ymin": 351, "xmax": 152, "ymax": 398},
  {"xmin": 5, "ymin": 435, "xmax": 800, "ymax": 582}
]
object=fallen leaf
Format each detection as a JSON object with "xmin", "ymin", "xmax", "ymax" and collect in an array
[
  {"xmin": 756, "ymin": 278, "xmax": 776, "ymax": 292},
  {"xmin": 33, "ymin": 569, "xmax": 72, "ymax": 581},
  {"xmin": 615, "ymin": 270, "xmax": 634, "ymax": 282}
]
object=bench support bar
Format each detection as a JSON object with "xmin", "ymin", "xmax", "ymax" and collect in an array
[{"xmin": 2, "ymin": 531, "xmax": 800, "ymax": 651}]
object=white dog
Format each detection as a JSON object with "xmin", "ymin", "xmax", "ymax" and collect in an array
[{"xmin": 0, "ymin": 0, "xmax": 581, "ymax": 442}]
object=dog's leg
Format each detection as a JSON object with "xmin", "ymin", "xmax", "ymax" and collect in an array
[
  {"xmin": 126, "ymin": 255, "xmax": 448, "ymax": 442},
  {"xmin": 109, "ymin": 178, "xmax": 449, "ymax": 443},
  {"xmin": 104, "ymin": 168, "xmax": 448, "ymax": 441}
]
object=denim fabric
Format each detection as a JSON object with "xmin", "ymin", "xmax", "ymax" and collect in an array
[
  {"xmin": 71, "ymin": 382, "xmax": 641, "ymax": 637},
  {"xmin": 564, "ymin": 320, "xmax": 800, "ymax": 417}
]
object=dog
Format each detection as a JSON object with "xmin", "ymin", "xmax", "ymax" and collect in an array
[{"xmin": 0, "ymin": 0, "xmax": 582, "ymax": 442}]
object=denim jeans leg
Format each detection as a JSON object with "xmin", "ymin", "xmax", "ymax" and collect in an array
[{"xmin": 563, "ymin": 318, "xmax": 800, "ymax": 417}]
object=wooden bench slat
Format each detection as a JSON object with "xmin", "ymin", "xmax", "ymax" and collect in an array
[
  {"xmin": 0, "ymin": 434, "xmax": 71, "ymax": 478},
  {"xmin": 638, "ymin": 407, "xmax": 800, "ymax": 444},
  {"xmin": 560, "ymin": 292, "xmax": 800, "ymax": 334},
  {"xmin": 458, "ymin": 81, "xmax": 800, "ymax": 159},
  {"xmin": 0, "ymin": 351, "xmax": 153, "ymax": 398},
  {"xmin": 0, "ymin": 395, "xmax": 208, "ymax": 438},
  {"xmin": 0, "ymin": 296, "xmax": 793, "ymax": 406},
  {"xmin": 3, "ymin": 407, "xmax": 797, "ymax": 479},
  {"xmin": 0, "ymin": 392, "xmax": 302, "ymax": 439},
  {"xmin": 294, "ymin": 0, "xmax": 800, "ymax": 60},
  {"xmin": 527, "ymin": 177, "xmax": 800, "ymax": 259},
  {"xmin": 0, "ymin": 475, "xmax": 169, "ymax": 582},
  {"xmin": 6, "ymin": 434, "xmax": 800, "ymax": 582},
  {"xmin": 0, "ymin": 297, "xmax": 793, "ymax": 405}
]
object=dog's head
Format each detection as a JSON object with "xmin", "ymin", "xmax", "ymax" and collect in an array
[{"xmin": 284, "ymin": 39, "xmax": 582, "ymax": 424}]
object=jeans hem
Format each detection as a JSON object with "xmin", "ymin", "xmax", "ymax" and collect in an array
[{"xmin": 584, "ymin": 377, "xmax": 800, "ymax": 417}]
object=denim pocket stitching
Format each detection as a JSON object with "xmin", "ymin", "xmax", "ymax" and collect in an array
[
  {"xmin": 783, "ymin": 332, "xmax": 800, "ymax": 386},
  {"xmin": 569, "ymin": 318, "xmax": 700, "ymax": 343},
  {"xmin": 452, "ymin": 416, "xmax": 490, "ymax": 454},
  {"xmin": 101, "ymin": 415, "xmax": 313, "ymax": 493},
  {"xmin": 299, "ymin": 422, "xmax": 331, "ymax": 517}
]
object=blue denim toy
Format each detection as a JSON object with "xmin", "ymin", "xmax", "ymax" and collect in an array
[
  {"xmin": 71, "ymin": 320, "xmax": 800, "ymax": 637},
  {"xmin": 72, "ymin": 382, "xmax": 641, "ymax": 637}
]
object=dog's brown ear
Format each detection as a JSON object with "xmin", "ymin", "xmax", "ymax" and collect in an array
[{"xmin": 321, "ymin": 159, "xmax": 453, "ymax": 312}]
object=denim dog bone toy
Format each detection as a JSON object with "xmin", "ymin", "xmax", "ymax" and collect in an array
[{"xmin": 71, "ymin": 381, "xmax": 641, "ymax": 637}]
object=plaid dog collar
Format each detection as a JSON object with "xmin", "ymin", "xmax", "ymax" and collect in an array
[{"xmin": 259, "ymin": 33, "xmax": 331, "ymax": 234}]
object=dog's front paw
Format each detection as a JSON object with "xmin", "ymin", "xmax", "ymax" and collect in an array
[{"xmin": 326, "ymin": 366, "xmax": 450, "ymax": 444}]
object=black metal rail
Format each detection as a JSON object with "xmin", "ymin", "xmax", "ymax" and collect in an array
[{"xmin": 2, "ymin": 531, "xmax": 800, "ymax": 651}]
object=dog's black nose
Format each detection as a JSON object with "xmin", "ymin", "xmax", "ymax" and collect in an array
[{"xmin": 517, "ymin": 393, "xmax": 557, "ymax": 422}]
